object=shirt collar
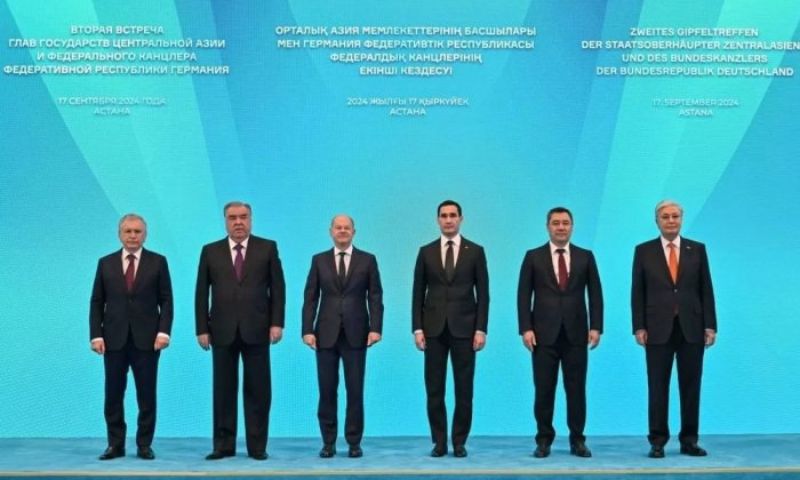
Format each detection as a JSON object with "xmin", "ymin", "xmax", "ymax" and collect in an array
[
  {"xmin": 549, "ymin": 242, "xmax": 570, "ymax": 255},
  {"xmin": 440, "ymin": 234, "xmax": 462, "ymax": 248},
  {"xmin": 660, "ymin": 235, "xmax": 681, "ymax": 250},
  {"xmin": 228, "ymin": 236, "xmax": 250, "ymax": 250},
  {"xmin": 121, "ymin": 248, "xmax": 142, "ymax": 260},
  {"xmin": 334, "ymin": 244, "xmax": 354, "ymax": 256}
]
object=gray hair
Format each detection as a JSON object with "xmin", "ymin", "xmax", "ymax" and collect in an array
[
  {"xmin": 655, "ymin": 199, "xmax": 683, "ymax": 218},
  {"xmin": 223, "ymin": 201, "xmax": 252, "ymax": 216},
  {"xmin": 118, "ymin": 213, "xmax": 147, "ymax": 232},
  {"xmin": 330, "ymin": 214, "xmax": 355, "ymax": 229}
]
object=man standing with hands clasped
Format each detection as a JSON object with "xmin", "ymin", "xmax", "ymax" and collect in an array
[
  {"xmin": 632, "ymin": 200, "xmax": 717, "ymax": 459},
  {"xmin": 90, "ymin": 213, "xmax": 173, "ymax": 461},
  {"xmin": 196, "ymin": 201, "xmax": 286, "ymax": 461},
  {"xmin": 412, "ymin": 200, "xmax": 489, "ymax": 458},
  {"xmin": 302, "ymin": 214, "xmax": 384, "ymax": 459},
  {"xmin": 517, "ymin": 207, "xmax": 603, "ymax": 459}
]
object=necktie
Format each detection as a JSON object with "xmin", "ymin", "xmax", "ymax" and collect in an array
[
  {"xmin": 556, "ymin": 248, "xmax": 568, "ymax": 291},
  {"xmin": 233, "ymin": 243, "xmax": 244, "ymax": 281},
  {"xmin": 668, "ymin": 242, "xmax": 678, "ymax": 283},
  {"xmin": 338, "ymin": 252, "xmax": 347, "ymax": 285},
  {"xmin": 445, "ymin": 240, "xmax": 455, "ymax": 282},
  {"xmin": 125, "ymin": 254, "xmax": 136, "ymax": 292}
]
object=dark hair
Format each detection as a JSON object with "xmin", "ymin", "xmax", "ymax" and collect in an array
[
  {"xmin": 547, "ymin": 206, "xmax": 573, "ymax": 223},
  {"xmin": 437, "ymin": 199, "xmax": 462, "ymax": 217},
  {"xmin": 223, "ymin": 201, "xmax": 252, "ymax": 216}
]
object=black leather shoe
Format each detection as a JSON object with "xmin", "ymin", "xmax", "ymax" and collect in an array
[
  {"xmin": 533, "ymin": 444, "xmax": 550, "ymax": 458},
  {"xmin": 205, "ymin": 450, "xmax": 235, "ymax": 460},
  {"xmin": 136, "ymin": 446, "xmax": 155, "ymax": 460},
  {"xmin": 453, "ymin": 445, "xmax": 468, "ymax": 458},
  {"xmin": 99, "ymin": 446, "xmax": 125, "ymax": 460},
  {"xmin": 430, "ymin": 444, "xmax": 447, "ymax": 457},
  {"xmin": 570, "ymin": 442, "xmax": 592, "ymax": 458},
  {"xmin": 648, "ymin": 445, "xmax": 665, "ymax": 458},
  {"xmin": 249, "ymin": 452, "xmax": 268, "ymax": 460},
  {"xmin": 348, "ymin": 445, "xmax": 363, "ymax": 458},
  {"xmin": 319, "ymin": 444, "xmax": 336, "ymax": 458},
  {"xmin": 680, "ymin": 443, "xmax": 707, "ymax": 456}
]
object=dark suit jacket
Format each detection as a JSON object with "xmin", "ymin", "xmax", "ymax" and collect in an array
[
  {"xmin": 412, "ymin": 237, "xmax": 489, "ymax": 338},
  {"xmin": 195, "ymin": 235, "xmax": 286, "ymax": 347},
  {"xmin": 631, "ymin": 237, "xmax": 717, "ymax": 344},
  {"xmin": 302, "ymin": 247, "xmax": 384, "ymax": 349},
  {"xmin": 90, "ymin": 249, "xmax": 173, "ymax": 351},
  {"xmin": 517, "ymin": 243, "xmax": 603, "ymax": 346}
]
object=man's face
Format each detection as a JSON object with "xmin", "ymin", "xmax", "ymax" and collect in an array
[
  {"xmin": 437, "ymin": 205, "xmax": 462, "ymax": 237},
  {"xmin": 329, "ymin": 215, "xmax": 355, "ymax": 249},
  {"xmin": 547, "ymin": 212, "xmax": 573, "ymax": 246},
  {"xmin": 225, "ymin": 206, "xmax": 252, "ymax": 242},
  {"xmin": 656, "ymin": 205, "xmax": 682, "ymax": 240},
  {"xmin": 118, "ymin": 219, "xmax": 147, "ymax": 252}
]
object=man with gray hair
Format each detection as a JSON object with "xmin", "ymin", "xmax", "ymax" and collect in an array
[
  {"xmin": 196, "ymin": 201, "xmax": 286, "ymax": 461},
  {"xmin": 90, "ymin": 213, "xmax": 173, "ymax": 460},
  {"xmin": 302, "ymin": 214, "xmax": 383, "ymax": 458},
  {"xmin": 632, "ymin": 200, "xmax": 717, "ymax": 458}
]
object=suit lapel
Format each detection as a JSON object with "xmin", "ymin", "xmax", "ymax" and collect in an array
[
  {"xmin": 428, "ymin": 241, "xmax": 448, "ymax": 283},
  {"xmin": 651, "ymin": 238, "xmax": 675, "ymax": 285},
  {"xmin": 344, "ymin": 249, "xmax": 360, "ymax": 287},
  {"xmin": 131, "ymin": 250, "xmax": 149, "ymax": 292},
  {"xmin": 538, "ymin": 244, "xmax": 559, "ymax": 289},
  {"xmin": 677, "ymin": 240, "xmax": 694, "ymax": 284}
]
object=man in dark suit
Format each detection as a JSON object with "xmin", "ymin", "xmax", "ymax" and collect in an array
[
  {"xmin": 302, "ymin": 214, "xmax": 383, "ymax": 459},
  {"xmin": 632, "ymin": 200, "xmax": 717, "ymax": 458},
  {"xmin": 412, "ymin": 200, "xmax": 489, "ymax": 458},
  {"xmin": 517, "ymin": 207, "xmax": 603, "ymax": 459},
  {"xmin": 90, "ymin": 213, "xmax": 173, "ymax": 461},
  {"xmin": 195, "ymin": 201, "xmax": 286, "ymax": 461}
]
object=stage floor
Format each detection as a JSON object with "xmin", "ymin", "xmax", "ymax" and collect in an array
[{"xmin": 1, "ymin": 435, "xmax": 799, "ymax": 478}]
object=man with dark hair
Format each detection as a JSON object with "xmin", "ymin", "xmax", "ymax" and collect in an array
[
  {"xmin": 196, "ymin": 201, "xmax": 286, "ymax": 461},
  {"xmin": 90, "ymin": 213, "xmax": 173, "ymax": 461},
  {"xmin": 632, "ymin": 200, "xmax": 717, "ymax": 458},
  {"xmin": 517, "ymin": 207, "xmax": 603, "ymax": 458},
  {"xmin": 412, "ymin": 200, "xmax": 489, "ymax": 458},
  {"xmin": 302, "ymin": 214, "xmax": 384, "ymax": 458}
]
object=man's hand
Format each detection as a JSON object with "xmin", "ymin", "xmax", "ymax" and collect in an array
[
  {"xmin": 522, "ymin": 330, "xmax": 537, "ymax": 351},
  {"xmin": 704, "ymin": 329, "xmax": 717, "ymax": 348},
  {"xmin": 270, "ymin": 326, "xmax": 283, "ymax": 344},
  {"xmin": 414, "ymin": 332, "xmax": 426, "ymax": 351},
  {"xmin": 635, "ymin": 329, "xmax": 648, "ymax": 346},
  {"xmin": 154, "ymin": 334, "xmax": 170, "ymax": 351},
  {"xmin": 367, "ymin": 332, "xmax": 382, "ymax": 347},
  {"xmin": 588, "ymin": 329, "xmax": 601, "ymax": 350},
  {"xmin": 91, "ymin": 338, "xmax": 106, "ymax": 355},
  {"xmin": 197, "ymin": 334, "xmax": 211, "ymax": 350},
  {"xmin": 303, "ymin": 334, "xmax": 317, "ymax": 350},
  {"xmin": 473, "ymin": 332, "xmax": 486, "ymax": 352}
]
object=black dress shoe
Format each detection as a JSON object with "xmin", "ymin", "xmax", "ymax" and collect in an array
[
  {"xmin": 319, "ymin": 444, "xmax": 336, "ymax": 458},
  {"xmin": 680, "ymin": 443, "xmax": 708, "ymax": 456},
  {"xmin": 570, "ymin": 442, "xmax": 592, "ymax": 458},
  {"xmin": 348, "ymin": 445, "xmax": 363, "ymax": 458},
  {"xmin": 99, "ymin": 446, "xmax": 125, "ymax": 460},
  {"xmin": 453, "ymin": 445, "xmax": 468, "ymax": 458},
  {"xmin": 205, "ymin": 450, "xmax": 235, "ymax": 460},
  {"xmin": 430, "ymin": 444, "xmax": 447, "ymax": 457},
  {"xmin": 136, "ymin": 446, "xmax": 155, "ymax": 460},
  {"xmin": 533, "ymin": 444, "xmax": 550, "ymax": 458},
  {"xmin": 648, "ymin": 445, "xmax": 665, "ymax": 458},
  {"xmin": 249, "ymin": 452, "xmax": 268, "ymax": 460}
]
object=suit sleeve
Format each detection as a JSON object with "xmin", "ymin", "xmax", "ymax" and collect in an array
[
  {"xmin": 587, "ymin": 251, "xmax": 604, "ymax": 333},
  {"xmin": 474, "ymin": 246, "xmax": 490, "ymax": 334},
  {"xmin": 367, "ymin": 254, "xmax": 384, "ymax": 334},
  {"xmin": 699, "ymin": 244, "xmax": 717, "ymax": 332},
  {"xmin": 157, "ymin": 255, "xmax": 174, "ymax": 335},
  {"xmin": 268, "ymin": 242, "xmax": 286, "ymax": 328},
  {"xmin": 89, "ymin": 259, "xmax": 106, "ymax": 340},
  {"xmin": 411, "ymin": 247, "xmax": 426, "ymax": 333},
  {"xmin": 631, "ymin": 245, "xmax": 646, "ymax": 334},
  {"xmin": 516, "ymin": 252, "xmax": 534, "ymax": 335},
  {"xmin": 195, "ymin": 246, "xmax": 211, "ymax": 335},
  {"xmin": 301, "ymin": 257, "xmax": 320, "ymax": 336}
]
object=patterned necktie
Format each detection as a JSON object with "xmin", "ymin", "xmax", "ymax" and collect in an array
[
  {"xmin": 338, "ymin": 251, "xmax": 347, "ymax": 285},
  {"xmin": 233, "ymin": 243, "xmax": 244, "ymax": 281},
  {"xmin": 445, "ymin": 240, "xmax": 455, "ymax": 282},
  {"xmin": 125, "ymin": 254, "xmax": 136, "ymax": 292},
  {"xmin": 556, "ymin": 248, "xmax": 568, "ymax": 291},
  {"xmin": 668, "ymin": 242, "xmax": 678, "ymax": 283}
]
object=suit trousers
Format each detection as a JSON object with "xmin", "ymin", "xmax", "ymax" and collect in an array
[
  {"xmin": 645, "ymin": 316, "xmax": 705, "ymax": 446},
  {"xmin": 532, "ymin": 326, "xmax": 587, "ymax": 446},
  {"xmin": 211, "ymin": 330, "xmax": 271, "ymax": 455},
  {"xmin": 316, "ymin": 328, "xmax": 367, "ymax": 446},
  {"xmin": 103, "ymin": 331, "xmax": 160, "ymax": 449},
  {"xmin": 424, "ymin": 323, "xmax": 475, "ymax": 448}
]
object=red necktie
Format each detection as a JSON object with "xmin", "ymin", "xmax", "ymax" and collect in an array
[
  {"xmin": 125, "ymin": 254, "xmax": 136, "ymax": 292},
  {"xmin": 556, "ymin": 248, "xmax": 568, "ymax": 291},
  {"xmin": 233, "ymin": 244, "xmax": 244, "ymax": 281}
]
